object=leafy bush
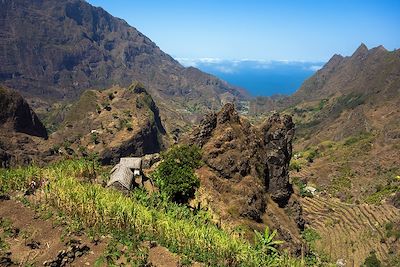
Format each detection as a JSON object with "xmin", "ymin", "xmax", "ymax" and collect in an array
[
  {"xmin": 364, "ymin": 185, "xmax": 399, "ymax": 204},
  {"xmin": 292, "ymin": 178, "xmax": 314, "ymax": 197},
  {"xmin": 91, "ymin": 132, "xmax": 99, "ymax": 144},
  {"xmin": 362, "ymin": 251, "xmax": 381, "ymax": 267},
  {"xmin": 301, "ymin": 228, "xmax": 321, "ymax": 250},
  {"xmin": 304, "ymin": 148, "xmax": 318, "ymax": 163},
  {"xmin": 153, "ymin": 145, "xmax": 202, "ymax": 203},
  {"xmin": 384, "ymin": 221, "xmax": 400, "ymax": 239},
  {"xmin": 289, "ymin": 160, "xmax": 302, "ymax": 172}
]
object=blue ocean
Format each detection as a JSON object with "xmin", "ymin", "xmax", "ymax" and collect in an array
[{"xmin": 178, "ymin": 59, "xmax": 324, "ymax": 96}]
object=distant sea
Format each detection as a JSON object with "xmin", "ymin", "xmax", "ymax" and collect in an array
[{"xmin": 177, "ymin": 59, "xmax": 325, "ymax": 96}]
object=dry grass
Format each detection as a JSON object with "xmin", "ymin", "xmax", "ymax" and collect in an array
[{"xmin": 301, "ymin": 196, "xmax": 400, "ymax": 266}]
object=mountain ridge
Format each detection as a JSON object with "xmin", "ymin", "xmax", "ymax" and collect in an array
[
  {"xmin": 0, "ymin": 0, "xmax": 247, "ymax": 130},
  {"xmin": 249, "ymin": 44, "xmax": 400, "ymax": 114}
]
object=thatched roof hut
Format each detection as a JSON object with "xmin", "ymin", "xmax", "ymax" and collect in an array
[
  {"xmin": 107, "ymin": 157, "xmax": 142, "ymax": 191},
  {"xmin": 120, "ymin": 157, "xmax": 142, "ymax": 170}
]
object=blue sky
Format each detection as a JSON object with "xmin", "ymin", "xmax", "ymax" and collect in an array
[{"xmin": 87, "ymin": 0, "xmax": 400, "ymax": 61}]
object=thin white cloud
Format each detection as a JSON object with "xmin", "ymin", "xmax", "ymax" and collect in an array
[
  {"xmin": 308, "ymin": 65, "xmax": 322, "ymax": 71},
  {"xmin": 215, "ymin": 65, "xmax": 236, "ymax": 74},
  {"xmin": 175, "ymin": 58, "xmax": 198, "ymax": 67},
  {"xmin": 175, "ymin": 57, "xmax": 324, "ymax": 71},
  {"xmin": 197, "ymin": 57, "xmax": 223, "ymax": 64}
]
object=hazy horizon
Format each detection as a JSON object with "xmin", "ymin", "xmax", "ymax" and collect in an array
[
  {"xmin": 177, "ymin": 58, "xmax": 323, "ymax": 96},
  {"xmin": 87, "ymin": 0, "xmax": 400, "ymax": 62}
]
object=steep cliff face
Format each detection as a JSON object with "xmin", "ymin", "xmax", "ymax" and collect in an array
[
  {"xmin": 0, "ymin": 86, "xmax": 48, "ymax": 167},
  {"xmin": 50, "ymin": 82, "xmax": 166, "ymax": 165},
  {"xmin": 261, "ymin": 114, "xmax": 295, "ymax": 204},
  {"xmin": 188, "ymin": 104, "xmax": 303, "ymax": 252},
  {"xmin": 0, "ymin": 0, "xmax": 247, "ymax": 129},
  {"xmin": 0, "ymin": 86, "xmax": 48, "ymax": 139},
  {"xmin": 190, "ymin": 104, "xmax": 295, "ymax": 218}
]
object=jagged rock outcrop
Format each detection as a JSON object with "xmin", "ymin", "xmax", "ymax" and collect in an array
[
  {"xmin": 0, "ymin": 86, "xmax": 48, "ymax": 167},
  {"xmin": 190, "ymin": 104, "xmax": 295, "ymax": 221},
  {"xmin": 0, "ymin": 86, "xmax": 48, "ymax": 139},
  {"xmin": 261, "ymin": 113, "xmax": 295, "ymax": 204},
  {"xmin": 189, "ymin": 104, "xmax": 304, "ymax": 253},
  {"xmin": 50, "ymin": 82, "xmax": 166, "ymax": 165}
]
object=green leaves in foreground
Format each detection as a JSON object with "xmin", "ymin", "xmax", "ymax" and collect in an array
[{"xmin": 254, "ymin": 226, "xmax": 284, "ymax": 254}]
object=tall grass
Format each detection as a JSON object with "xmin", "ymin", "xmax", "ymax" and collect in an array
[{"xmin": 0, "ymin": 159, "xmax": 303, "ymax": 266}]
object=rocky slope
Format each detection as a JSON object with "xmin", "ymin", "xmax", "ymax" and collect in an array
[
  {"xmin": 0, "ymin": 0, "xmax": 247, "ymax": 130},
  {"xmin": 188, "ymin": 104, "xmax": 305, "ymax": 253},
  {"xmin": 0, "ymin": 82, "xmax": 167, "ymax": 167},
  {"xmin": 247, "ymin": 44, "xmax": 400, "ymax": 204},
  {"xmin": 243, "ymin": 45, "xmax": 400, "ymax": 261},
  {"xmin": 50, "ymin": 82, "xmax": 166, "ymax": 165},
  {"xmin": 0, "ymin": 86, "xmax": 48, "ymax": 167},
  {"xmin": 250, "ymin": 44, "xmax": 400, "ymax": 116},
  {"xmin": 0, "ymin": 86, "xmax": 47, "ymax": 139}
]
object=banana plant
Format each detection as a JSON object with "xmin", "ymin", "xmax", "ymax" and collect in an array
[{"xmin": 254, "ymin": 226, "xmax": 284, "ymax": 254}]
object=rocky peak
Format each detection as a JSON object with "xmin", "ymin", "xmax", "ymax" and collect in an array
[
  {"xmin": 189, "ymin": 104, "xmax": 295, "ymax": 221},
  {"xmin": 216, "ymin": 103, "xmax": 240, "ymax": 124},
  {"xmin": 0, "ymin": 86, "xmax": 49, "ymax": 168},
  {"xmin": 369, "ymin": 45, "xmax": 388, "ymax": 56},
  {"xmin": 324, "ymin": 54, "xmax": 344, "ymax": 70},
  {"xmin": 0, "ymin": 86, "xmax": 48, "ymax": 139},
  {"xmin": 351, "ymin": 43, "xmax": 369, "ymax": 61}
]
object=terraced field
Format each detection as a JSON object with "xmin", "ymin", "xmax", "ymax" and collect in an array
[{"xmin": 301, "ymin": 196, "xmax": 399, "ymax": 266}]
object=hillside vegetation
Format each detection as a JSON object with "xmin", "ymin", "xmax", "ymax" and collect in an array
[{"xmin": 0, "ymin": 158, "xmax": 309, "ymax": 266}]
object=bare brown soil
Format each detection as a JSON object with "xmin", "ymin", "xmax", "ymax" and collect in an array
[
  {"xmin": 0, "ymin": 199, "xmax": 107, "ymax": 266},
  {"xmin": 0, "ymin": 197, "xmax": 204, "ymax": 267}
]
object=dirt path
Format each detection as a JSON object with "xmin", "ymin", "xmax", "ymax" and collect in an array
[
  {"xmin": 0, "ymin": 198, "xmax": 107, "ymax": 266},
  {"xmin": 0, "ymin": 197, "xmax": 204, "ymax": 267}
]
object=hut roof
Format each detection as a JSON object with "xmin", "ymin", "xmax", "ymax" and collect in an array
[
  {"xmin": 120, "ymin": 157, "xmax": 142, "ymax": 169},
  {"xmin": 107, "ymin": 164, "xmax": 134, "ymax": 190}
]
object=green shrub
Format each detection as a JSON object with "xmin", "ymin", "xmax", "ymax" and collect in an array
[
  {"xmin": 254, "ymin": 226, "xmax": 284, "ymax": 254},
  {"xmin": 289, "ymin": 160, "xmax": 302, "ymax": 172},
  {"xmin": 362, "ymin": 251, "xmax": 381, "ymax": 267},
  {"xmin": 91, "ymin": 132, "xmax": 99, "ymax": 144},
  {"xmin": 301, "ymin": 228, "xmax": 321, "ymax": 250},
  {"xmin": 153, "ymin": 145, "xmax": 202, "ymax": 203},
  {"xmin": 304, "ymin": 148, "xmax": 318, "ymax": 163}
]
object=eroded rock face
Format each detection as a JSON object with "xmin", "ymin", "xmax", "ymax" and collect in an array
[
  {"xmin": 0, "ymin": 86, "xmax": 49, "ymax": 167},
  {"xmin": 261, "ymin": 113, "xmax": 295, "ymax": 205},
  {"xmin": 0, "ymin": 86, "xmax": 48, "ymax": 139},
  {"xmin": 189, "ymin": 104, "xmax": 295, "ymax": 221}
]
